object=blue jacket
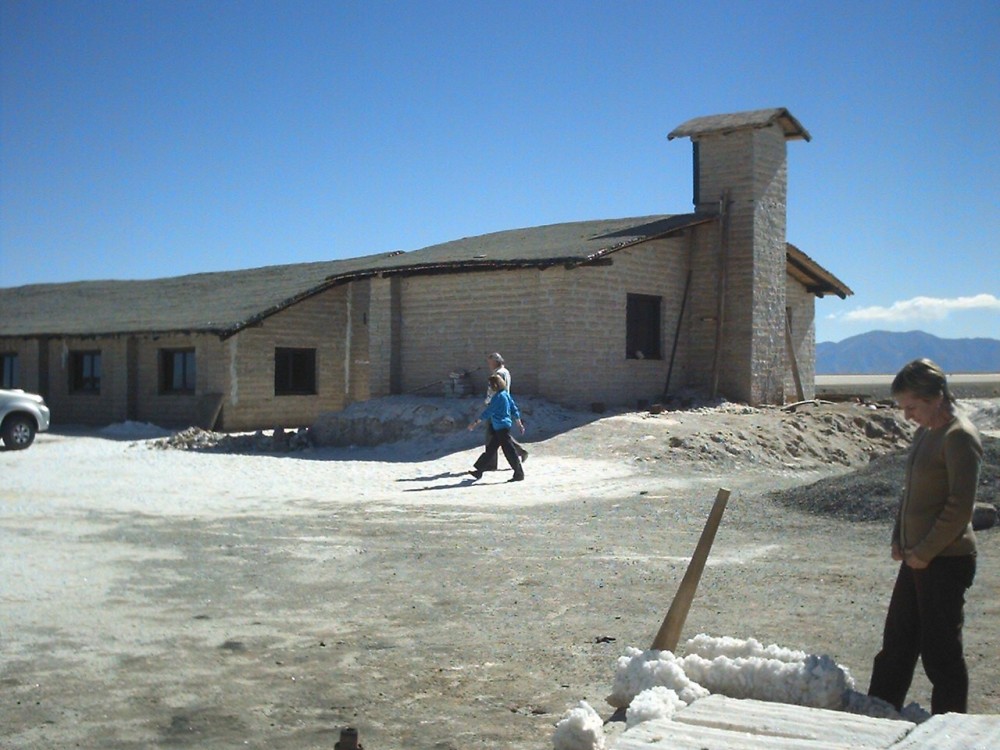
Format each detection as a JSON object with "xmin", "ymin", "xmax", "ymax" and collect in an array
[{"xmin": 480, "ymin": 390, "xmax": 521, "ymax": 431}]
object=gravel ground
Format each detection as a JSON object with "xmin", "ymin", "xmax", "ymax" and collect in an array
[{"xmin": 771, "ymin": 435, "xmax": 1000, "ymax": 523}]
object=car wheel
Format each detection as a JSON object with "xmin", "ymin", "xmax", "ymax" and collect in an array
[{"xmin": 2, "ymin": 414, "xmax": 36, "ymax": 450}]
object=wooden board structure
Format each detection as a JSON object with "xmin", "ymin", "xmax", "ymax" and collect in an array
[{"xmin": 612, "ymin": 695, "xmax": 1000, "ymax": 750}]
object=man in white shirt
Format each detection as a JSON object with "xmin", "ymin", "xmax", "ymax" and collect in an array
[{"xmin": 482, "ymin": 352, "xmax": 528, "ymax": 469}]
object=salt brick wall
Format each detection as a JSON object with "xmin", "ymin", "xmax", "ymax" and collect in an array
[
  {"xmin": 366, "ymin": 277, "xmax": 394, "ymax": 397},
  {"xmin": 397, "ymin": 271, "xmax": 541, "ymax": 397},
  {"xmin": 785, "ymin": 278, "xmax": 816, "ymax": 400},
  {"xmin": 347, "ymin": 279, "xmax": 372, "ymax": 403},
  {"xmin": 749, "ymin": 127, "xmax": 790, "ymax": 404},
  {"xmin": 220, "ymin": 285, "xmax": 352, "ymax": 431},
  {"xmin": 692, "ymin": 124, "xmax": 789, "ymax": 404},
  {"xmin": 538, "ymin": 239, "xmax": 690, "ymax": 406},
  {"xmin": 0, "ymin": 338, "xmax": 41, "ymax": 392},
  {"xmin": 132, "ymin": 333, "xmax": 225, "ymax": 427},
  {"xmin": 42, "ymin": 336, "xmax": 129, "ymax": 425},
  {"xmin": 6, "ymin": 282, "xmax": 370, "ymax": 431},
  {"xmin": 684, "ymin": 224, "xmax": 724, "ymax": 393},
  {"xmin": 386, "ymin": 236, "xmax": 688, "ymax": 407}
]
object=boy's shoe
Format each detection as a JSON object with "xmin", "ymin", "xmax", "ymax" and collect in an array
[
  {"xmin": 508, "ymin": 474, "xmax": 524, "ymax": 482},
  {"xmin": 468, "ymin": 470, "xmax": 483, "ymax": 480}
]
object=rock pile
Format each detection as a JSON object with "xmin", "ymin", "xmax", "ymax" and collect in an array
[
  {"xmin": 769, "ymin": 435, "xmax": 999, "ymax": 525},
  {"xmin": 152, "ymin": 426, "xmax": 311, "ymax": 453}
]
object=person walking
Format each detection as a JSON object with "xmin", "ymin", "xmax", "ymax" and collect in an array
[
  {"xmin": 467, "ymin": 373, "xmax": 525, "ymax": 482},
  {"xmin": 867, "ymin": 358, "xmax": 983, "ymax": 714},
  {"xmin": 481, "ymin": 352, "xmax": 528, "ymax": 470}
]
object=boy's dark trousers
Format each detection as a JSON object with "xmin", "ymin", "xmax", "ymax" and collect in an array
[
  {"xmin": 475, "ymin": 427, "xmax": 523, "ymax": 479},
  {"xmin": 482, "ymin": 423, "xmax": 526, "ymax": 471}
]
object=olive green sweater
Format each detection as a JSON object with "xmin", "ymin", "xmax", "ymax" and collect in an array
[{"xmin": 893, "ymin": 412, "xmax": 982, "ymax": 561}]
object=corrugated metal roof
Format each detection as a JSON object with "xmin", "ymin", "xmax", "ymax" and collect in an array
[
  {"xmin": 0, "ymin": 214, "xmax": 713, "ymax": 339},
  {"xmin": 668, "ymin": 107, "xmax": 811, "ymax": 142}
]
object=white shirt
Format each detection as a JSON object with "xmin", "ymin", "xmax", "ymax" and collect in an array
[{"xmin": 485, "ymin": 365, "xmax": 511, "ymax": 403}]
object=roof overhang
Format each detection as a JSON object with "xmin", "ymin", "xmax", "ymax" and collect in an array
[
  {"xmin": 668, "ymin": 107, "xmax": 811, "ymax": 142},
  {"xmin": 786, "ymin": 243, "xmax": 853, "ymax": 298}
]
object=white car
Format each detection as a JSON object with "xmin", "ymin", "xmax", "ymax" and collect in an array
[{"xmin": 0, "ymin": 389, "xmax": 51, "ymax": 450}]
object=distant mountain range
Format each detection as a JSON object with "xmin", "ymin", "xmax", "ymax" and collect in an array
[{"xmin": 816, "ymin": 331, "xmax": 1000, "ymax": 374}]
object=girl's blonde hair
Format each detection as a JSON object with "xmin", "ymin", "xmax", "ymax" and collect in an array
[
  {"xmin": 891, "ymin": 358, "xmax": 955, "ymax": 404},
  {"xmin": 487, "ymin": 373, "xmax": 507, "ymax": 392}
]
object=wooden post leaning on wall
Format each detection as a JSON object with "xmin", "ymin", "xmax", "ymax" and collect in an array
[
  {"xmin": 710, "ymin": 191, "xmax": 730, "ymax": 400},
  {"xmin": 650, "ymin": 487, "xmax": 731, "ymax": 652}
]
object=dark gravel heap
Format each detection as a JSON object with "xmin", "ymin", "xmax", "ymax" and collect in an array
[{"xmin": 769, "ymin": 436, "xmax": 1000, "ymax": 523}]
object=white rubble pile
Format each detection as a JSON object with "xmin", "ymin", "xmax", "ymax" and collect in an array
[
  {"xmin": 605, "ymin": 647, "xmax": 708, "ymax": 708},
  {"xmin": 623, "ymin": 685, "xmax": 687, "ymax": 728},
  {"xmin": 152, "ymin": 426, "xmax": 311, "ymax": 452},
  {"xmin": 555, "ymin": 634, "xmax": 928, "ymax": 750},
  {"xmin": 552, "ymin": 701, "xmax": 606, "ymax": 750}
]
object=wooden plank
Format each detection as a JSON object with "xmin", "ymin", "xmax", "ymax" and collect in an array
[
  {"xmin": 196, "ymin": 392, "xmax": 224, "ymax": 430},
  {"xmin": 649, "ymin": 488, "xmax": 730, "ymax": 652},
  {"xmin": 785, "ymin": 308, "xmax": 804, "ymax": 402},
  {"xmin": 674, "ymin": 695, "xmax": 912, "ymax": 747},
  {"xmin": 887, "ymin": 713, "xmax": 1000, "ymax": 750}
]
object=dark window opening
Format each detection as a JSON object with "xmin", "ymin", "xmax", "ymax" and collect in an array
[
  {"xmin": 275, "ymin": 348, "xmax": 317, "ymax": 395},
  {"xmin": 626, "ymin": 294, "xmax": 662, "ymax": 360},
  {"xmin": 1, "ymin": 353, "xmax": 18, "ymax": 389},
  {"xmin": 70, "ymin": 351, "xmax": 102, "ymax": 393},
  {"xmin": 160, "ymin": 349, "xmax": 196, "ymax": 393},
  {"xmin": 692, "ymin": 141, "xmax": 700, "ymax": 206}
]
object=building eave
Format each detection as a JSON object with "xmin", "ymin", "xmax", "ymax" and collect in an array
[{"xmin": 786, "ymin": 243, "xmax": 853, "ymax": 299}]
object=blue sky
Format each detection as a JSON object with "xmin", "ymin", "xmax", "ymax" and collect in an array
[{"xmin": 2, "ymin": 0, "xmax": 997, "ymax": 343}]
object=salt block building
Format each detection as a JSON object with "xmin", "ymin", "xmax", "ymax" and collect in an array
[{"xmin": 0, "ymin": 108, "xmax": 851, "ymax": 431}]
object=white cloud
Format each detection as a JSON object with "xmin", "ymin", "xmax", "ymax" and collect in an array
[{"xmin": 834, "ymin": 293, "xmax": 1000, "ymax": 323}]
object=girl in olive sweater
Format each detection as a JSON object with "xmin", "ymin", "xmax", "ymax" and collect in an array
[{"xmin": 868, "ymin": 359, "xmax": 982, "ymax": 714}]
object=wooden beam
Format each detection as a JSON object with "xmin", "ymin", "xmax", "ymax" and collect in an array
[{"xmin": 650, "ymin": 488, "xmax": 731, "ymax": 652}]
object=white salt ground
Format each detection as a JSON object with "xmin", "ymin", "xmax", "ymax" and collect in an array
[{"xmin": 3, "ymin": 394, "xmax": 997, "ymax": 749}]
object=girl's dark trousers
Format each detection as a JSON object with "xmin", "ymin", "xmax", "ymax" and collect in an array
[
  {"xmin": 868, "ymin": 554, "xmax": 976, "ymax": 714},
  {"xmin": 474, "ymin": 427, "xmax": 523, "ymax": 479}
]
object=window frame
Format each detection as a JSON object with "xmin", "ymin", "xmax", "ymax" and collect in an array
[
  {"xmin": 69, "ymin": 350, "xmax": 102, "ymax": 394},
  {"xmin": 1, "ymin": 352, "xmax": 18, "ymax": 389},
  {"xmin": 160, "ymin": 348, "xmax": 197, "ymax": 394},
  {"xmin": 274, "ymin": 347, "xmax": 318, "ymax": 396},
  {"xmin": 625, "ymin": 293, "xmax": 663, "ymax": 360}
]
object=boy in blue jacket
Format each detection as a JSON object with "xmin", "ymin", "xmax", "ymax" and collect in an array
[{"xmin": 467, "ymin": 374, "xmax": 525, "ymax": 481}]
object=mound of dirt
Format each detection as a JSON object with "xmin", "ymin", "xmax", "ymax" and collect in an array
[
  {"xmin": 562, "ymin": 400, "xmax": 917, "ymax": 474},
  {"xmin": 769, "ymin": 435, "xmax": 1000, "ymax": 523}
]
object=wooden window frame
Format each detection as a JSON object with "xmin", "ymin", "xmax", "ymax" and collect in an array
[
  {"xmin": 69, "ymin": 350, "xmax": 102, "ymax": 394},
  {"xmin": 274, "ymin": 347, "xmax": 317, "ymax": 396},
  {"xmin": 626, "ymin": 293, "xmax": 663, "ymax": 360},
  {"xmin": 1, "ymin": 352, "xmax": 18, "ymax": 389},
  {"xmin": 160, "ymin": 348, "xmax": 196, "ymax": 394}
]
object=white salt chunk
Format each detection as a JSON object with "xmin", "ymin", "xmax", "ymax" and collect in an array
[{"xmin": 552, "ymin": 700, "xmax": 606, "ymax": 750}]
